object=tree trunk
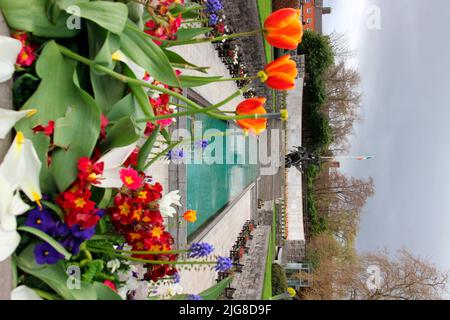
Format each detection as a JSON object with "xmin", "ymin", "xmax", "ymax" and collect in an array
[
  {"xmin": 0, "ymin": 9, "xmax": 13, "ymax": 300},
  {"xmin": 273, "ymin": 0, "xmax": 301, "ymax": 11}
]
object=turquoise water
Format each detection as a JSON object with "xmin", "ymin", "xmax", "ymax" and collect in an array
[{"xmin": 186, "ymin": 115, "xmax": 259, "ymax": 236}]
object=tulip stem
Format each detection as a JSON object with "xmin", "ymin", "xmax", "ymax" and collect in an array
[
  {"xmin": 88, "ymin": 247, "xmax": 217, "ymax": 266},
  {"xmin": 58, "ymin": 45, "xmax": 250, "ymax": 122},
  {"xmin": 213, "ymin": 76, "xmax": 259, "ymax": 82},
  {"xmin": 126, "ymin": 23, "xmax": 263, "ymax": 47}
]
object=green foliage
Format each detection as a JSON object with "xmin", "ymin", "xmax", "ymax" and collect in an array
[
  {"xmin": 16, "ymin": 41, "xmax": 101, "ymax": 193},
  {"xmin": 306, "ymin": 166, "xmax": 327, "ymax": 235},
  {"xmin": 137, "ymin": 125, "xmax": 160, "ymax": 171},
  {"xmin": 81, "ymin": 260, "xmax": 104, "ymax": 282},
  {"xmin": 121, "ymin": 22, "xmax": 180, "ymax": 87},
  {"xmin": 262, "ymin": 228, "xmax": 274, "ymax": 299},
  {"xmin": 199, "ymin": 277, "xmax": 233, "ymax": 300},
  {"xmin": 297, "ymin": 31, "xmax": 335, "ymax": 77},
  {"xmin": 271, "ymin": 263, "xmax": 288, "ymax": 296},
  {"xmin": 13, "ymin": 73, "xmax": 41, "ymax": 109}
]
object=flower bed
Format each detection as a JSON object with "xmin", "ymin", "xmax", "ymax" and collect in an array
[{"xmin": 0, "ymin": 0, "xmax": 302, "ymax": 300}]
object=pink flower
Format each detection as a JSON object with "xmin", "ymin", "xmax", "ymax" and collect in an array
[
  {"xmin": 103, "ymin": 280, "xmax": 117, "ymax": 292},
  {"xmin": 120, "ymin": 168, "xmax": 143, "ymax": 190}
]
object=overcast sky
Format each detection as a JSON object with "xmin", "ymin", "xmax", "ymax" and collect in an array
[{"xmin": 323, "ymin": 0, "xmax": 450, "ymax": 271}]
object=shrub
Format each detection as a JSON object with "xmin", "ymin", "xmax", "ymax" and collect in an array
[{"xmin": 272, "ymin": 263, "xmax": 289, "ymax": 296}]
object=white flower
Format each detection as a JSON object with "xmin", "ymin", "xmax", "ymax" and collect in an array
[
  {"xmin": 0, "ymin": 174, "xmax": 30, "ymax": 262},
  {"xmin": 117, "ymin": 264, "xmax": 150, "ymax": 300},
  {"xmin": 158, "ymin": 190, "xmax": 181, "ymax": 218},
  {"xmin": 0, "ymin": 109, "xmax": 37, "ymax": 139},
  {"xmin": 10, "ymin": 285, "xmax": 42, "ymax": 300},
  {"xmin": 107, "ymin": 259, "xmax": 121, "ymax": 274},
  {"xmin": 0, "ymin": 35, "xmax": 22, "ymax": 83},
  {"xmin": 0, "ymin": 132, "xmax": 42, "ymax": 203},
  {"xmin": 95, "ymin": 143, "xmax": 137, "ymax": 189}
]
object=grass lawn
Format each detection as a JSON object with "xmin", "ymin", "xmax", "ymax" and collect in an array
[
  {"xmin": 261, "ymin": 202, "xmax": 278, "ymax": 299},
  {"xmin": 256, "ymin": 0, "xmax": 273, "ymax": 64}
]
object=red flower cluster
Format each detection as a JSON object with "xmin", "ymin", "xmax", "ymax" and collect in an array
[
  {"xmin": 56, "ymin": 157, "xmax": 104, "ymax": 229},
  {"xmin": 108, "ymin": 172, "xmax": 178, "ymax": 282},
  {"xmin": 12, "ymin": 32, "xmax": 37, "ymax": 67},
  {"xmin": 143, "ymin": 72, "xmax": 183, "ymax": 135},
  {"xmin": 144, "ymin": 15, "xmax": 182, "ymax": 46}
]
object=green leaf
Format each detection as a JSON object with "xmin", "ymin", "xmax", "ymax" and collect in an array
[
  {"xmin": 98, "ymin": 188, "xmax": 112, "ymax": 209},
  {"xmin": 99, "ymin": 117, "xmax": 139, "ymax": 152},
  {"xmin": 87, "ymin": 23, "xmax": 126, "ymax": 113},
  {"xmin": 170, "ymin": 2, "xmax": 202, "ymax": 19},
  {"xmin": 0, "ymin": 0, "xmax": 78, "ymax": 38},
  {"xmin": 16, "ymin": 41, "xmax": 101, "ymax": 193},
  {"xmin": 17, "ymin": 227, "xmax": 72, "ymax": 260},
  {"xmin": 163, "ymin": 48, "xmax": 209, "ymax": 74},
  {"xmin": 92, "ymin": 282, "xmax": 123, "ymax": 300},
  {"xmin": 107, "ymin": 93, "xmax": 136, "ymax": 120},
  {"xmin": 121, "ymin": 22, "xmax": 180, "ymax": 87},
  {"xmin": 175, "ymin": 27, "xmax": 212, "ymax": 42},
  {"xmin": 199, "ymin": 277, "xmax": 233, "ymax": 300},
  {"xmin": 16, "ymin": 243, "xmax": 97, "ymax": 300},
  {"xmin": 42, "ymin": 200, "xmax": 65, "ymax": 221},
  {"xmin": 81, "ymin": 260, "xmax": 104, "ymax": 282},
  {"xmin": 179, "ymin": 75, "xmax": 223, "ymax": 88},
  {"xmin": 137, "ymin": 125, "xmax": 160, "ymax": 171},
  {"xmin": 57, "ymin": 0, "xmax": 129, "ymax": 35}
]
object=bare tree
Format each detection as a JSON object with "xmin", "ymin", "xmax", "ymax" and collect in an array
[{"xmin": 303, "ymin": 247, "xmax": 449, "ymax": 300}]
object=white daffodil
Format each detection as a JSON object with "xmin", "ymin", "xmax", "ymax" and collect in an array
[
  {"xmin": 0, "ymin": 132, "xmax": 42, "ymax": 204},
  {"xmin": 10, "ymin": 285, "xmax": 42, "ymax": 300},
  {"xmin": 0, "ymin": 109, "xmax": 37, "ymax": 139},
  {"xmin": 0, "ymin": 174, "xmax": 30, "ymax": 262},
  {"xmin": 112, "ymin": 50, "xmax": 147, "ymax": 81},
  {"xmin": 158, "ymin": 190, "xmax": 182, "ymax": 218},
  {"xmin": 95, "ymin": 143, "xmax": 137, "ymax": 189},
  {"xmin": 0, "ymin": 35, "xmax": 22, "ymax": 83}
]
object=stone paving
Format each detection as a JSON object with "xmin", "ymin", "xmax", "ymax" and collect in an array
[{"xmin": 231, "ymin": 226, "xmax": 271, "ymax": 300}]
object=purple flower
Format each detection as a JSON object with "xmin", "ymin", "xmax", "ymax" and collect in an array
[
  {"xmin": 194, "ymin": 139, "xmax": 209, "ymax": 150},
  {"xmin": 209, "ymin": 14, "xmax": 219, "ymax": 26},
  {"xmin": 167, "ymin": 148, "xmax": 185, "ymax": 161},
  {"xmin": 206, "ymin": 0, "xmax": 223, "ymax": 13},
  {"xmin": 188, "ymin": 242, "xmax": 214, "ymax": 258},
  {"xmin": 96, "ymin": 209, "xmax": 106, "ymax": 218},
  {"xmin": 173, "ymin": 273, "xmax": 181, "ymax": 283},
  {"xmin": 60, "ymin": 237, "xmax": 83, "ymax": 255},
  {"xmin": 25, "ymin": 208, "xmax": 56, "ymax": 233},
  {"xmin": 187, "ymin": 294, "xmax": 203, "ymax": 300},
  {"xmin": 54, "ymin": 221, "xmax": 70, "ymax": 238},
  {"xmin": 70, "ymin": 225, "xmax": 95, "ymax": 240},
  {"xmin": 215, "ymin": 256, "xmax": 233, "ymax": 272},
  {"xmin": 34, "ymin": 243, "xmax": 64, "ymax": 265}
]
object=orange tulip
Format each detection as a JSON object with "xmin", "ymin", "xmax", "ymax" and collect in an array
[
  {"xmin": 235, "ymin": 98, "xmax": 267, "ymax": 135},
  {"xmin": 259, "ymin": 55, "xmax": 298, "ymax": 90},
  {"xmin": 264, "ymin": 8, "xmax": 303, "ymax": 50},
  {"xmin": 183, "ymin": 210, "xmax": 197, "ymax": 223}
]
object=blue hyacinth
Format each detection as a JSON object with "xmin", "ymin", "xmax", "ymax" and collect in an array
[
  {"xmin": 215, "ymin": 256, "xmax": 233, "ymax": 272},
  {"xmin": 206, "ymin": 0, "xmax": 223, "ymax": 14},
  {"xmin": 188, "ymin": 242, "xmax": 215, "ymax": 258}
]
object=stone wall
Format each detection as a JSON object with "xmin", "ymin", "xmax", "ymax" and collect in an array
[
  {"xmin": 232, "ymin": 225, "xmax": 270, "ymax": 300},
  {"xmin": 272, "ymin": 0, "xmax": 302, "ymax": 11},
  {"xmin": 0, "ymin": 10, "xmax": 13, "ymax": 300}
]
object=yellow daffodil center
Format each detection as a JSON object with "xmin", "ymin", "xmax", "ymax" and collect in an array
[{"xmin": 257, "ymin": 71, "xmax": 268, "ymax": 82}]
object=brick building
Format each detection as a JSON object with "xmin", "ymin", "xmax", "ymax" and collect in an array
[{"xmin": 301, "ymin": 0, "xmax": 332, "ymax": 34}]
